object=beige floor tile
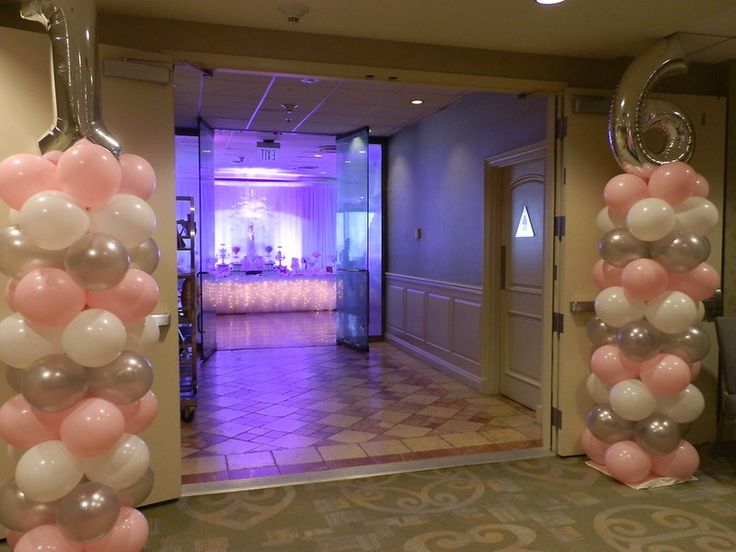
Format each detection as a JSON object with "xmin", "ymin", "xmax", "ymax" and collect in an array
[
  {"xmin": 369, "ymin": 409, "xmax": 413, "ymax": 423},
  {"xmin": 318, "ymin": 443, "xmax": 368, "ymax": 461},
  {"xmin": 417, "ymin": 405, "xmax": 462, "ymax": 418},
  {"xmin": 328, "ymin": 429, "xmax": 378, "ymax": 444},
  {"xmin": 402, "ymin": 436, "xmax": 452, "ymax": 452},
  {"xmin": 310, "ymin": 400, "xmax": 350, "ymax": 413},
  {"xmin": 435, "ymin": 419, "xmax": 484, "ymax": 434},
  {"xmin": 354, "ymin": 397, "xmax": 395, "ymax": 408},
  {"xmin": 401, "ymin": 393, "xmax": 440, "ymax": 405},
  {"xmin": 481, "ymin": 428, "xmax": 528, "ymax": 444},
  {"xmin": 442, "ymin": 432, "xmax": 491, "ymax": 448},
  {"xmin": 272, "ymin": 447, "xmax": 323, "ymax": 466},
  {"xmin": 181, "ymin": 446, "xmax": 199, "ymax": 458},
  {"xmin": 465, "ymin": 396, "xmax": 507, "ymax": 407},
  {"xmin": 360, "ymin": 440, "xmax": 411, "ymax": 457},
  {"xmin": 515, "ymin": 424, "xmax": 543, "ymax": 439},
  {"xmin": 318, "ymin": 413, "xmax": 362, "ymax": 428},
  {"xmin": 227, "ymin": 451, "xmax": 275, "ymax": 470},
  {"xmin": 181, "ymin": 455, "xmax": 227, "ymax": 475},
  {"xmin": 498, "ymin": 414, "xmax": 537, "ymax": 428},
  {"xmin": 479, "ymin": 405, "xmax": 520, "ymax": 417},
  {"xmin": 383, "ymin": 424, "xmax": 432, "ymax": 439}
]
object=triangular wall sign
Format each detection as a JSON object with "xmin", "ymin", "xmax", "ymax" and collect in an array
[{"xmin": 515, "ymin": 205, "xmax": 535, "ymax": 238}]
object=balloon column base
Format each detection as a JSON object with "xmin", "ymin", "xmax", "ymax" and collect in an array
[{"xmin": 585, "ymin": 460, "xmax": 696, "ymax": 490}]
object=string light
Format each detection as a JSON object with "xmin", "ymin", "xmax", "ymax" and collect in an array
[{"xmin": 203, "ymin": 274, "xmax": 336, "ymax": 314}]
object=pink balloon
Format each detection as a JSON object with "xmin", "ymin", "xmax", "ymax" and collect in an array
[
  {"xmin": 5, "ymin": 278, "xmax": 18, "ymax": 311},
  {"xmin": 119, "ymin": 391, "xmax": 158, "ymax": 434},
  {"xmin": 60, "ymin": 398, "xmax": 125, "ymax": 457},
  {"xmin": 620, "ymin": 259, "xmax": 668, "ymax": 301},
  {"xmin": 691, "ymin": 174, "xmax": 709, "ymax": 198},
  {"xmin": 0, "ymin": 394, "xmax": 60, "ymax": 449},
  {"xmin": 690, "ymin": 361, "xmax": 701, "ymax": 380},
  {"xmin": 639, "ymin": 353, "xmax": 691, "ymax": 396},
  {"xmin": 86, "ymin": 269, "xmax": 159, "ymax": 324},
  {"xmin": 15, "ymin": 524, "xmax": 83, "ymax": 552},
  {"xmin": 667, "ymin": 262, "xmax": 720, "ymax": 302},
  {"xmin": 592, "ymin": 260, "xmax": 623, "ymax": 289},
  {"xmin": 650, "ymin": 440, "xmax": 699, "ymax": 479},
  {"xmin": 119, "ymin": 154, "xmax": 156, "ymax": 200},
  {"xmin": 0, "ymin": 154, "xmax": 58, "ymax": 210},
  {"xmin": 42, "ymin": 150, "xmax": 64, "ymax": 165},
  {"xmin": 6, "ymin": 529, "xmax": 24, "ymax": 548},
  {"xmin": 15, "ymin": 268, "xmax": 86, "ymax": 327},
  {"xmin": 83, "ymin": 507, "xmax": 149, "ymax": 552},
  {"xmin": 648, "ymin": 161, "xmax": 697, "ymax": 206},
  {"xmin": 590, "ymin": 344, "xmax": 639, "ymax": 386},
  {"xmin": 603, "ymin": 173, "xmax": 649, "ymax": 215},
  {"xmin": 604, "ymin": 440, "xmax": 652, "ymax": 484},
  {"xmin": 581, "ymin": 428, "xmax": 609, "ymax": 465},
  {"xmin": 57, "ymin": 143, "xmax": 121, "ymax": 209}
]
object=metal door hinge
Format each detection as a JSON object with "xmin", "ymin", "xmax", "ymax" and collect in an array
[
  {"xmin": 552, "ymin": 312, "xmax": 564, "ymax": 334},
  {"xmin": 555, "ymin": 116, "xmax": 567, "ymax": 139},
  {"xmin": 554, "ymin": 216, "xmax": 566, "ymax": 238},
  {"xmin": 551, "ymin": 407, "xmax": 563, "ymax": 429}
]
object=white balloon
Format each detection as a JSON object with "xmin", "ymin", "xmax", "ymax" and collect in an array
[
  {"xmin": 62, "ymin": 309, "xmax": 127, "ymax": 367},
  {"xmin": 644, "ymin": 291, "xmax": 698, "ymax": 334},
  {"xmin": 586, "ymin": 373, "xmax": 611, "ymax": 404},
  {"xmin": 83, "ymin": 434, "xmax": 150, "ymax": 490},
  {"xmin": 15, "ymin": 440, "xmax": 84, "ymax": 502},
  {"xmin": 18, "ymin": 191, "xmax": 89, "ymax": 251},
  {"xmin": 0, "ymin": 313, "xmax": 62, "ymax": 368},
  {"xmin": 124, "ymin": 315, "xmax": 160, "ymax": 355},
  {"xmin": 8, "ymin": 209, "xmax": 20, "ymax": 225},
  {"xmin": 696, "ymin": 301, "xmax": 706, "ymax": 321},
  {"xmin": 90, "ymin": 194, "xmax": 157, "ymax": 249},
  {"xmin": 609, "ymin": 378, "xmax": 656, "ymax": 421},
  {"xmin": 594, "ymin": 286, "xmax": 646, "ymax": 328},
  {"xmin": 596, "ymin": 207, "xmax": 626, "ymax": 234},
  {"xmin": 675, "ymin": 196, "xmax": 719, "ymax": 236},
  {"xmin": 655, "ymin": 384, "xmax": 705, "ymax": 423},
  {"xmin": 626, "ymin": 198, "xmax": 675, "ymax": 241}
]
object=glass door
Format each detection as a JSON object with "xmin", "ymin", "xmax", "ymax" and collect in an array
[
  {"xmin": 198, "ymin": 120, "xmax": 216, "ymax": 359},
  {"xmin": 336, "ymin": 127, "xmax": 370, "ymax": 351}
]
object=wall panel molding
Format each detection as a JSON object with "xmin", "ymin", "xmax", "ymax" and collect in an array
[{"xmin": 385, "ymin": 273, "xmax": 483, "ymax": 390}]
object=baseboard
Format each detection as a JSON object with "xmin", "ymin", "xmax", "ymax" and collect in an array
[{"xmin": 386, "ymin": 332, "xmax": 485, "ymax": 391}]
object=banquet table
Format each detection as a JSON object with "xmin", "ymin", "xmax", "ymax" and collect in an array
[{"xmin": 202, "ymin": 272, "xmax": 336, "ymax": 314}]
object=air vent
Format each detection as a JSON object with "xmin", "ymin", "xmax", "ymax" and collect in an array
[{"xmin": 318, "ymin": 145, "xmax": 336, "ymax": 153}]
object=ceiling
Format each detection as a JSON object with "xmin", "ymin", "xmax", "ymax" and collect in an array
[{"xmin": 96, "ymin": 1, "xmax": 736, "ymax": 62}]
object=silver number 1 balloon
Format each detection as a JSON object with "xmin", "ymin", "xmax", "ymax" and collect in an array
[{"xmin": 20, "ymin": 0, "xmax": 121, "ymax": 156}]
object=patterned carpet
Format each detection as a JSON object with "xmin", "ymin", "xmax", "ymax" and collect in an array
[{"xmin": 134, "ymin": 444, "xmax": 736, "ymax": 551}]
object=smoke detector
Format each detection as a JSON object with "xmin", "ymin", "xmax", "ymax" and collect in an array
[{"xmin": 278, "ymin": 3, "xmax": 309, "ymax": 24}]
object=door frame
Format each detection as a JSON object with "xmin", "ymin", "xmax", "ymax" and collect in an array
[{"xmin": 482, "ymin": 139, "xmax": 555, "ymax": 451}]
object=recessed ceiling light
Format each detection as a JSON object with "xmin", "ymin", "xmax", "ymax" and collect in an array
[
  {"xmin": 314, "ymin": 153, "xmax": 323, "ymax": 158},
  {"xmin": 300, "ymin": 77, "xmax": 319, "ymax": 84},
  {"xmin": 410, "ymin": 99, "xmax": 424, "ymax": 105},
  {"xmin": 536, "ymin": 0, "xmax": 565, "ymax": 4}
]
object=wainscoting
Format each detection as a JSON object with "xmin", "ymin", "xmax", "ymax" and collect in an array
[{"xmin": 385, "ymin": 273, "xmax": 484, "ymax": 391}]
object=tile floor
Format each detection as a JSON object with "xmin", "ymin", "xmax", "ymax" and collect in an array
[{"xmin": 182, "ymin": 316, "xmax": 542, "ymax": 484}]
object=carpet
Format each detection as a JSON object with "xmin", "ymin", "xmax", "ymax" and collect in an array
[{"xmin": 5, "ymin": 445, "xmax": 736, "ymax": 551}]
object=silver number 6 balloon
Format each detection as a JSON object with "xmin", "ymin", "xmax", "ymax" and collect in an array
[
  {"xmin": 608, "ymin": 37, "xmax": 694, "ymax": 178},
  {"xmin": 20, "ymin": 0, "xmax": 121, "ymax": 156}
]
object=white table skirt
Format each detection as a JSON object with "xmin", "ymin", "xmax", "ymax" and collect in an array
[{"xmin": 202, "ymin": 273, "xmax": 336, "ymax": 314}]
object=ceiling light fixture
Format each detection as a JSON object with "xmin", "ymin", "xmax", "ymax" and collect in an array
[
  {"xmin": 281, "ymin": 103, "xmax": 298, "ymax": 123},
  {"xmin": 536, "ymin": 0, "xmax": 565, "ymax": 4},
  {"xmin": 410, "ymin": 99, "xmax": 424, "ymax": 105},
  {"xmin": 300, "ymin": 77, "xmax": 319, "ymax": 85}
]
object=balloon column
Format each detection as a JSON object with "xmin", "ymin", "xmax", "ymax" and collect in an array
[
  {"xmin": 0, "ymin": 1, "xmax": 159, "ymax": 550},
  {"xmin": 582, "ymin": 38, "xmax": 717, "ymax": 485}
]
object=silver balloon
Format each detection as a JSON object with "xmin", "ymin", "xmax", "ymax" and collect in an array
[
  {"xmin": 633, "ymin": 413, "xmax": 681, "ymax": 455},
  {"xmin": 0, "ymin": 225, "xmax": 65, "ymax": 280},
  {"xmin": 87, "ymin": 350, "xmax": 153, "ymax": 404},
  {"xmin": 598, "ymin": 228, "xmax": 649, "ymax": 268},
  {"xmin": 5, "ymin": 364, "xmax": 25, "ymax": 393},
  {"xmin": 587, "ymin": 316, "xmax": 618, "ymax": 348},
  {"xmin": 22, "ymin": 354, "xmax": 88, "ymax": 413},
  {"xmin": 0, "ymin": 479, "xmax": 57, "ymax": 532},
  {"xmin": 586, "ymin": 404, "xmax": 634, "ymax": 444},
  {"xmin": 57, "ymin": 481, "xmax": 120, "ymax": 543},
  {"xmin": 650, "ymin": 232, "xmax": 710, "ymax": 273},
  {"xmin": 617, "ymin": 320, "xmax": 663, "ymax": 362},
  {"xmin": 20, "ymin": 0, "xmax": 121, "ymax": 155},
  {"xmin": 663, "ymin": 325, "xmax": 710, "ymax": 363},
  {"xmin": 608, "ymin": 37, "xmax": 694, "ymax": 175},
  {"xmin": 117, "ymin": 467, "xmax": 154, "ymax": 507},
  {"xmin": 129, "ymin": 238, "xmax": 160, "ymax": 275},
  {"xmin": 65, "ymin": 233, "xmax": 130, "ymax": 291}
]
